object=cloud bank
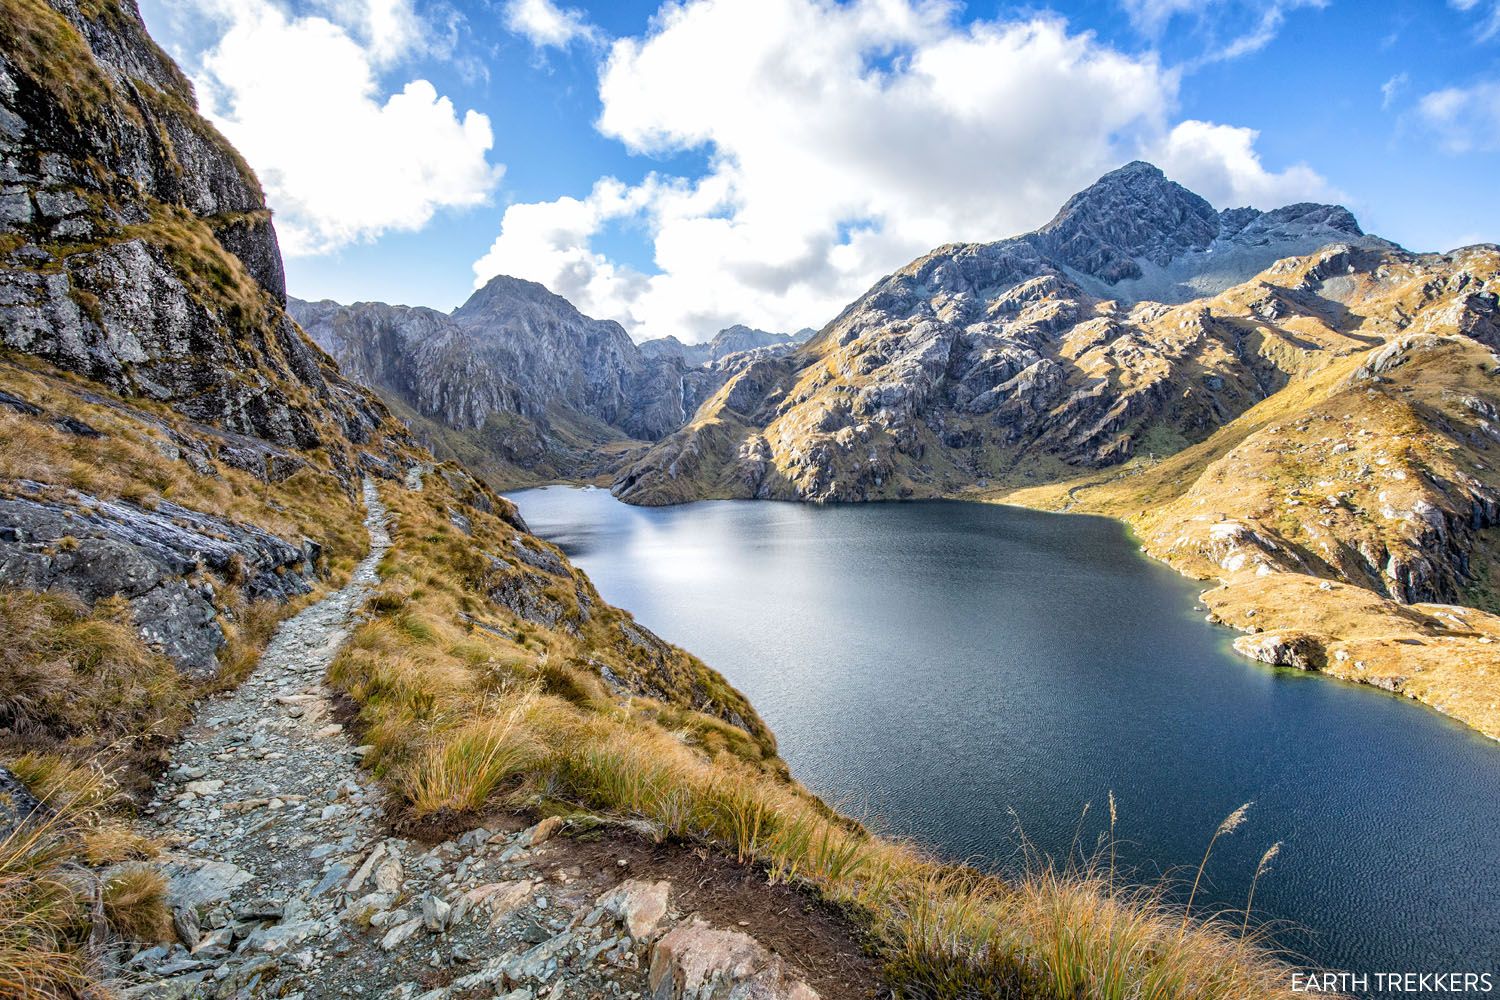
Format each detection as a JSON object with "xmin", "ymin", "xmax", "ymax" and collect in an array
[{"xmin": 188, "ymin": 0, "xmax": 502, "ymax": 255}]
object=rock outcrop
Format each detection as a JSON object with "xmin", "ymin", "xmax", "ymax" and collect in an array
[
  {"xmin": 0, "ymin": 484, "xmax": 319, "ymax": 675},
  {"xmin": 640, "ymin": 324, "xmax": 814, "ymax": 368},
  {"xmin": 0, "ymin": 0, "xmax": 425, "ymax": 682},
  {"xmin": 0, "ymin": 0, "xmax": 391, "ymax": 457}
]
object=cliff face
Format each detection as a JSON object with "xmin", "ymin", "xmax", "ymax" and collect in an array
[
  {"xmin": 0, "ymin": 0, "xmax": 411, "ymax": 679},
  {"xmin": 0, "ymin": 0, "xmax": 388, "ymax": 455},
  {"xmin": 0, "ymin": 0, "xmax": 769, "ymax": 750}
]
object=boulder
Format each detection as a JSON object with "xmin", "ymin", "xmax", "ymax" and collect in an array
[
  {"xmin": 598, "ymin": 879, "xmax": 671, "ymax": 942},
  {"xmin": 160, "ymin": 858, "xmax": 252, "ymax": 910},
  {"xmin": 648, "ymin": 918, "xmax": 819, "ymax": 1000},
  {"xmin": 1233, "ymin": 631, "xmax": 1327, "ymax": 671}
]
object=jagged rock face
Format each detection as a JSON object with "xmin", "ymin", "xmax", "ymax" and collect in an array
[
  {"xmin": 1030, "ymin": 160, "xmax": 1225, "ymax": 281},
  {"xmin": 0, "ymin": 0, "xmax": 424, "ymax": 681},
  {"xmin": 0, "ymin": 484, "xmax": 319, "ymax": 676},
  {"xmin": 613, "ymin": 164, "xmax": 1497, "ymax": 523},
  {"xmin": 0, "ymin": 0, "xmax": 387, "ymax": 453},
  {"xmin": 1026, "ymin": 161, "xmax": 1374, "ymax": 301},
  {"xmin": 292, "ymin": 298, "xmax": 531, "ymax": 434},
  {"xmin": 450, "ymin": 275, "xmax": 690, "ymax": 441}
]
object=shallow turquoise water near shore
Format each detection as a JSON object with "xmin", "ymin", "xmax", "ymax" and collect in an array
[{"xmin": 510, "ymin": 485, "xmax": 1500, "ymax": 980}]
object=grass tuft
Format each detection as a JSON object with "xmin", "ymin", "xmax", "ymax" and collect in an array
[{"xmin": 102, "ymin": 865, "xmax": 171, "ymax": 943}]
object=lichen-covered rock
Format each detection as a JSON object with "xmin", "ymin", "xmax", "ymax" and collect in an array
[
  {"xmin": 1233, "ymin": 631, "xmax": 1327, "ymax": 671},
  {"xmin": 648, "ymin": 919, "xmax": 819, "ymax": 1000},
  {"xmin": 0, "ymin": 486, "xmax": 319, "ymax": 675}
]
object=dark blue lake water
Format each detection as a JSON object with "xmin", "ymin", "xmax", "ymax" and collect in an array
[{"xmin": 510, "ymin": 486, "xmax": 1500, "ymax": 981}]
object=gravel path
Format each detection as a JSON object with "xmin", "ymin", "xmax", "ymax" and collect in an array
[{"xmin": 116, "ymin": 480, "xmax": 821, "ymax": 1000}]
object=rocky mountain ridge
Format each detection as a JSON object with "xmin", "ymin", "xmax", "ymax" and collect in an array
[
  {"xmin": 291, "ymin": 281, "xmax": 752, "ymax": 486},
  {"xmin": 612, "ymin": 165, "xmax": 1396, "ymax": 507},
  {"xmin": 0, "ymin": 0, "xmax": 389, "ymax": 459},
  {"xmin": 0, "ymin": 0, "xmax": 421, "ymax": 686},
  {"xmin": 608, "ymin": 165, "xmax": 1500, "ymax": 738}
]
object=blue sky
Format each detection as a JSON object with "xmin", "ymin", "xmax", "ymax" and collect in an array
[{"xmin": 139, "ymin": 0, "xmax": 1500, "ymax": 342}]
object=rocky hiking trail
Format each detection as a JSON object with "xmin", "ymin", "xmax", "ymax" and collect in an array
[{"xmin": 117, "ymin": 480, "xmax": 876, "ymax": 1000}]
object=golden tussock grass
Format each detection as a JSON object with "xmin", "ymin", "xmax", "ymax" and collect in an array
[
  {"xmin": 0, "ymin": 590, "xmax": 192, "ymax": 779},
  {"xmin": 0, "ymin": 358, "xmax": 371, "ymax": 582},
  {"xmin": 101, "ymin": 865, "xmax": 171, "ymax": 943},
  {"xmin": 0, "ymin": 756, "xmax": 133, "ymax": 998}
]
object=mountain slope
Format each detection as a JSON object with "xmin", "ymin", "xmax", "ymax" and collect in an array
[
  {"xmin": 0, "ymin": 0, "xmax": 388, "ymax": 457},
  {"xmin": 0, "ymin": 5, "xmax": 1370, "ymax": 998},
  {"xmin": 612, "ymin": 163, "xmax": 1395, "ymax": 507},
  {"xmin": 292, "ymin": 280, "xmax": 739, "ymax": 487},
  {"xmin": 0, "ymin": 0, "xmax": 771, "ymax": 779},
  {"xmin": 639, "ymin": 324, "xmax": 814, "ymax": 367}
]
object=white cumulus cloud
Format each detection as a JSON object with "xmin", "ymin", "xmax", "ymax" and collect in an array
[
  {"xmin": 502, "ymin": 0, "xmax": 599, "ymax": 48},
  {"xmin": 1151, "ymin": 120, "xmax": 1342, "ymax": 208},
  {"xmin": 187, "ymin": 0, "xmax": 502, "ymax": 255},
  {"xmin": 310, "ymin": 0, "xmax": 425, "ymax": 63},
  {"xmin": 473, "ymin": 0, "xmax": 1336, "ymax": 342}
]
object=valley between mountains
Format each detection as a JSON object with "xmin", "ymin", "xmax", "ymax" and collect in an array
[
  {"xmin": 0, "ymin": 0, "xmax": 1497, "ymax": 998},
  {"xmin": 301, "ymin": 162, "xmax": 1500, "ymax": 744}
]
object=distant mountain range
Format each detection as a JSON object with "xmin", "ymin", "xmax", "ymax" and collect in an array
[
  {"xmin": 291, "ymin": 280, "xmax": 739, "ymax": 484},
  {"xmin": 639, "ymin": 325, "xmax": 815, "ymax": 367},
  {"xmin": 291, "ymin": 162, "xmax": 1500, "ymax": 738},
  {"xmin": 300, "ymin": 162, "xmax": 1395, "ymax": 493}
]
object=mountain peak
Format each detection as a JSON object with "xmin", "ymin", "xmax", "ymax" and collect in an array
[
  {"xmin": 1033, "ymin": 162, "xmax": 1219, "ymax": 281},
  {"xmin": 1106, "ymin": 159, "xmax": 1168, "ymax": 180},
  {"xmin": 460, "ymin": 274, "xmax": 571, "ymax": 313},
  {"xmin": 1018, "ymin": 161, "xmax": 1371, "ymax": 293}
]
